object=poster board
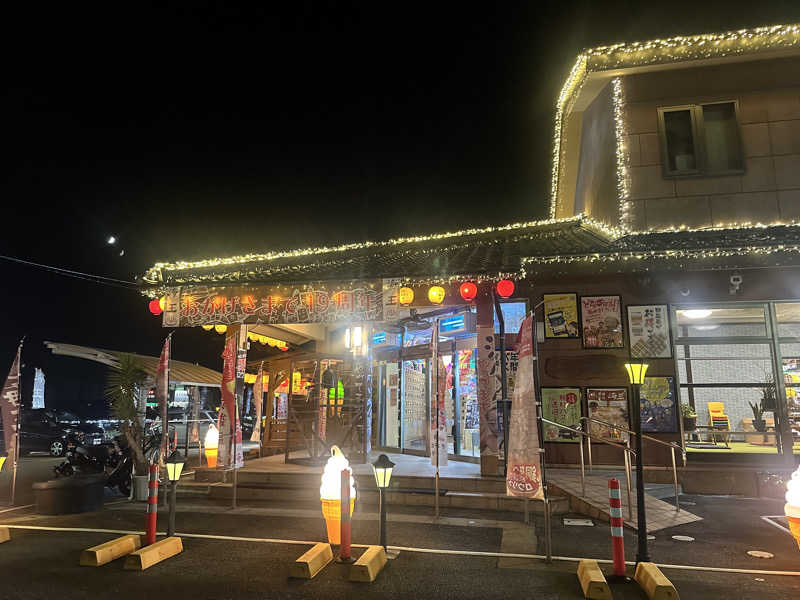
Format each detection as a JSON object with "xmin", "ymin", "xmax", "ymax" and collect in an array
[
  {"xmin": 640, "ymin": 376, "xmax": 678, "ymax": 433},
  {"xmin": 543, "ymin": 294, "xmax": 580, "ymax": 339},
  {"xmin": 541, "ymin": 387, "xmax": 581, "ymax": 442},
  {"xmin": 580, "ymin": 295, "xmax": 624, "ymax": 349},
  {"xmin": 586, "ymin": 388, "xmax": 629, "ymax": 442},
  {"xmin": 627, "ymin": 305, "xmax": 672, "ymax": 358}
]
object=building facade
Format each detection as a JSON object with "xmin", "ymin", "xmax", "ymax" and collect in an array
[{"xmin": 142, "ymin": 24, "xmax": 800, "ymax": 482}]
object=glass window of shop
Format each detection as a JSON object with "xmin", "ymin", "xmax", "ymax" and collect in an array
[{"xmin": 674, "ymin": 303, "xmax": 798, "ymax": 455}]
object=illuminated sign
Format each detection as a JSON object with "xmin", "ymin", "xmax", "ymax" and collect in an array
[
  {"xmin": 372, "ymin": 331, "xmax": 400, "ymax": 348},
  {"xmin": 439, "ymin": 313, "xmax": 476, "ymax": 336}
]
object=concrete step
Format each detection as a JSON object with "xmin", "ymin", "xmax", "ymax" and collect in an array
[
  {"xmin": 199, "ymin": 481, "xmax": 569, "ymax": 514},
  {"xmin": 196, "ymin": 468, "xmax": 508, "ymax": 494}
]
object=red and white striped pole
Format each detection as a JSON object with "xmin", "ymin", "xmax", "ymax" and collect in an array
[
  {"xmin": 337, "ymin": 468, "xmax": 354, "ymax": 562},
  {"xmin": 145, "ymin": 461, "xmax": 159, "ymax": 545},
  {"xmin": 608, "ymin": 477, "xmax": 627, "ymax": 580}
]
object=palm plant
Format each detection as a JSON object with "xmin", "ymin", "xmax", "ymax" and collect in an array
[{"xmin": 105, "ymin": 353, "xmax": 148, "ymax": 475}]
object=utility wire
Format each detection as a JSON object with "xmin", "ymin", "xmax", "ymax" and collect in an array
[{"xmin": 0, "ymin": 254, "xmax": 140, "ymax": 290}]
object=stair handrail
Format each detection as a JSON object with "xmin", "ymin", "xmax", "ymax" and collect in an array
[
  {"xmin": 540, "ymin": 417, "xmax": 634, "ymax": 518},
  {"xmin": 581, "ymin": 416, "xmax": 684, "ymax": 512}
]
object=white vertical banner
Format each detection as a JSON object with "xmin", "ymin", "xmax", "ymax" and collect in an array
[{"xmin": 506, "ymin": 315, "xmax": 544, "ymax": 499}]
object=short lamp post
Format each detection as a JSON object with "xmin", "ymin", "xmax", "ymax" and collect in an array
[
  {"xmin": 372, "ymin": 454, "xmax": 397, "ymax": 558},
  {"xmin": 165, "ymin": 450, "xmax": 186, "ymax": 538},
  {"xmin": 624, "ymin": 361, "xmax": 650, "ymax": 565}
]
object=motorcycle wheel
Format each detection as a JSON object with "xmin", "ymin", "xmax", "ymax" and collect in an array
[
  {"xmin": 117, "ymin": 479, "xmax": 131, "ymax": 497},
  {"xmin": 49, "ymin": 440, "xmax": 66, "ymax": 457}
]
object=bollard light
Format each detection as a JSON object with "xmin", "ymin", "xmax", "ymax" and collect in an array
[
  {"xmin": 166, "ymin": 450, "xmax": 186, "ymax": 482},
  {"xmin": 372, "ymin": 454, "xmax": 395, "ymax": 489},
  {"xmin": 165, "ymin": 450, "xmax": 186, "ymax": 538},
  {"xmin": 372, "ymin": 454, "xmax": 397, "ymax": 558},
  {"xmin": 624, "ymin": 359, "xmax": 651, "ymax": 565},
  {"xmin": 204, "ymin": 425, "xmax": 219, "ymax": 468}
]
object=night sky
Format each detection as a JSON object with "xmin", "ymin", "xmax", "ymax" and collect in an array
[{"xmin": 2, "ymin": 3, "xmax": 799, "ymax": 416}]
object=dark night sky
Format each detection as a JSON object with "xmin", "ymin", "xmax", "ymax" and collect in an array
[{"xmin": 2, "ymin": 2, "xmax": 799, "ymax": 416}]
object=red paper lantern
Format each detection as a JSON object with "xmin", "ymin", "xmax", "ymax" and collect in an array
[
  {"xmin": 459, "ymin": 281, "xmax": 478, "ymax": 302},
  {"xmin": 148, "ymin": 299, "xmax": 163, "ymax": 315},
  {"xmin": 496, "ymin": 279, "xmax": 515, "ymax": 298}
]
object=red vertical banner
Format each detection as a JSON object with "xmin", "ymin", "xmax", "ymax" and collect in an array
[
  {"xmin": 506, "ymin": 315, "xmax": 544, "ymax": 499},
  {"xmin": 219, "ymin": 335, "xmax": 237, "ymax": 467},
  {"xmin": 156, "ymin": 336, "xmax": 171, "ymax": 459},
  {"xmin": 1, "ymin": 344, "xmax": 21, "ymax": 462}
]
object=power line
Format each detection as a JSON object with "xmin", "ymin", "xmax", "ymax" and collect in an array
[{"xmin": 0, "ymin": 254, "xmax": 140, "ymax": 291}]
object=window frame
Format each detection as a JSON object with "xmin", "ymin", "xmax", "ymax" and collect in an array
[{"xmin": 657, "ymin": 100, "xmax": 744, "ymax": 179}]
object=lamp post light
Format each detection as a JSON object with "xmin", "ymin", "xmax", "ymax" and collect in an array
[
  {"xmin": 372, "ymin": 454, "xmax": 398, "ymax": 558},
  {"xmin": 165, "ymin": 450, "xmax": 186, "ymax": 538},
  {"xmin": 624, "ymin": 360, "xmax": 650, "ymax": 565}
]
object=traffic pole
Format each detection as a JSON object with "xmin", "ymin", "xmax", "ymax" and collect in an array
[
  {"xmin": 608, "ymin": 477, "xmax": 629, "ymax": 582},
  {"xmin": 337, "ymin": 468, "xmax": 354, "ymax": 563},
  {"xmin": 145, "ymin": 461, "xmax": 159, "ymax": 545}
]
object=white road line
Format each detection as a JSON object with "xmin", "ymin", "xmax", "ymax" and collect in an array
[
  {"xmin": 5, "ymin": 524, "xmax": 800, "ymax": 577},
  {"xmin": 0, "ymin": 504, "xmax": 34, "ymax": 514},
  {"xmin": 761, "ymin": 515, "xmax": 793, "ymax": 536}
]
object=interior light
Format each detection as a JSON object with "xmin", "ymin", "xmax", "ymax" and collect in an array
[{"xmin": 683, "ymin": 309, "xmax": 713, "ymax": 319}]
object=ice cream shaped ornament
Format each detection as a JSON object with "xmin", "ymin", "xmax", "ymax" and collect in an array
[
  {"xmin": 204, "ymin": 424, "xmax": 219, "ymax": 468},
  {"xmin": 320, "ymin": 445, "xmax": 356, "ymax": 544},
  {"xmin": 785, "ymin": 465, "xmax": 800, "ymax": 551}
]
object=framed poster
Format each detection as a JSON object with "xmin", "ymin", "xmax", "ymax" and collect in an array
[
  {"xmin": 580, "ymin": 295, "xmax": 624, "ymax": 349},
  {"xmin": 640, "ymin": 376, "xmax": 678, "ymax": 433},
  {"xmin": 543, "ymin": 294, "xmax": 580, "ymax": 339},
  {"xmin": 541, "ymin": 387, "xmax": 581, "ymax": 443},
  {"xmin": 627, "ymin": 305, "xmax": 672, "ymax": 359},
  {"xmin": 586, "ymin": 388, "xmax": 629, "ymax": 442}
]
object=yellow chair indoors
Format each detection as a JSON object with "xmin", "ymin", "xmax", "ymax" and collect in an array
[{"xmin": 707, "ymin": 401, "xmax": 731, "ymax": 447}]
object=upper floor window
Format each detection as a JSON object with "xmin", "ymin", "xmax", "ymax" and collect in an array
[{"xmin": 658, "ymin": 101, "xmax": 743, "ymax": 177}]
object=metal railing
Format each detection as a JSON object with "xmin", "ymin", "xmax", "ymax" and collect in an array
[
  {"xmin": 581, "ymin": 416, "xmax": 686, "ymax": 511},
  {"xmin": 540, "ymin": 417, "xmax": 635, "ymax": 521}
]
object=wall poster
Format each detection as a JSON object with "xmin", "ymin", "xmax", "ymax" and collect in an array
[
  {"xmin": 543, "ymin": 294, "xmax": 579, "ymax": 339},
  {"xmin": 640, "ymin": 376, "xmax": 678, "ymax": 433},
  {"xmin": 580, "ymin": 295, "xmax": 624, "ymax": 349},
  {"xmin": 541, "ymin": 387, "xmax": 581, "ymax": 443},
  {"xmin": 627, "ymin": 305, "xmax": 672, "ymax": 358},
  {"xmin": 586, "ymin": 388, "xmax": 629, "ymax": 442}
]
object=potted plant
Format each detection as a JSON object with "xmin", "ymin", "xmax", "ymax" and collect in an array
[
  {"xmin": 680, "ymin": 403, "xmax": 697, "ymax": 432},
  {"xmin": 749, "ymin": 400, "xmax": 767, "ymax": 433},
  {"xmin": 105, "ymin": 353, "xmax": 149, "ymax": 500}
]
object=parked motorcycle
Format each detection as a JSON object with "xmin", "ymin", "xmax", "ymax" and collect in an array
[{"xmin": 53, "ymin": 426, "xmax": 175, "ymax": 497}]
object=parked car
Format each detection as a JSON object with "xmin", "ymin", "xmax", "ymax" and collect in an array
[{"xmin": 19, "ymin": 409, "xmax": 105, "ymax": 457}]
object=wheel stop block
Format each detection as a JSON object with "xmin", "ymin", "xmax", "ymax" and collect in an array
[
  {"xmin": 81, "ymin": 534, "xmax": 142, "ymax": 566},
  {"xmin": 0, "ymin": 526, "xmax": 9, "ymax": 544},
  {"xmin": 123, "ymin": 536, "xmax": 183, "ymax": 571},
  {"xmin": 634, "ymin": 562, "xmax": 679, "ymax": 600},
  {"xmin": 289, "ymin": 542, "xmax": 333, "ymax": 579},
  {"xmin": 577, "ymin": 559, "xmax": 612, "ymax": 600},
  {"xmin": 349, "ymin": 545, "xmax": 387, "ymax": 582}
]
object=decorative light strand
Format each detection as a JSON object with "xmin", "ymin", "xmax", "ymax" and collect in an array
[
  {"xmin": 521, "ymin": 244, "xmax": 800, "ymax": 272},
  {"xmin": 143, "ymin": 214, "xmax": 622, "ymax": 286},
  {"xmin": 549, "ymin": 22, "xmax": 800, "ymax": 224},
  {"xmin": 550, "ymin": 54, "xmax": 588, "ymax": 219},
  {"xmin": 612, "ymin": 77, "xmax": 630, "ymax": 231}
]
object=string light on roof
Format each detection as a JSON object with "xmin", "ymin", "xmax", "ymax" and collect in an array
[{"xmin": 549, "ymin": 22, "xmax": 800, "ymax": 226}]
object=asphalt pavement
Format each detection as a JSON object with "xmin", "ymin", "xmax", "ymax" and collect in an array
[
  {"xmin": 0, "ymin": 455, "xmax": 62, "ymax": 506},
  {"xmin": 0, "ymin": 492, "xmax": 798, "ymax": 600}
]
